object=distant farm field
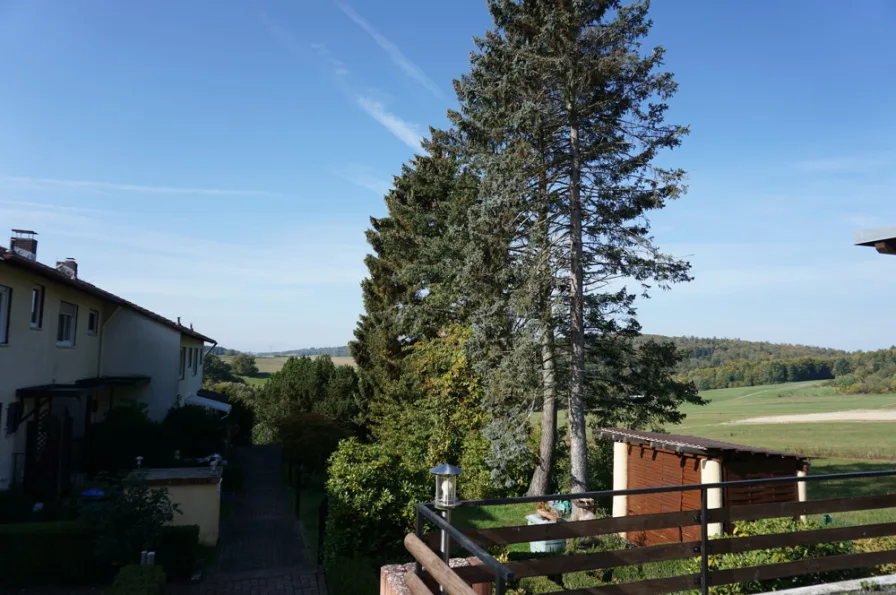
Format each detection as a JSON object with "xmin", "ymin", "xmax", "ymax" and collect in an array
[{"xmin": 220, "ymin": 354, "xmax": 357, "ymax": 384}]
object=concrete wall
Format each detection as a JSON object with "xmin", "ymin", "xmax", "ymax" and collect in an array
[
  {"xmin": 0, "ymin": 264, "xmax": 104, "ymax": 490},
  {"xmin": 163, "ymin": 482, "xmax": 221, "ymax": 546},
  {"xmin": 100, "ymin": 308, "xmax": 181, "ymax": 421}
]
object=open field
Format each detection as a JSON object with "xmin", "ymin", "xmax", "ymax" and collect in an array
[
  {"xmin": 676, "ymin": 381, "xmax": 896, "ymax": 459},
  {"xmin": 220, "ymin": 355, "xmax": 357, "ymax": 380}
]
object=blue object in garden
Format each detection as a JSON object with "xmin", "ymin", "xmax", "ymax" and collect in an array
[
  {"xmin": 549, "ymin": 500, "xmax": 572, "ymax": 517},
  {"xmin": 80, "ymin": 489, "xmax": 105, "ymax": 499},
  {"xmin": 823, "ymin": 514, "xmax": 833, "ymax": 526},
  {"xmin": 526, "ymin": 514, "xmax": 566, "ymax": 553}
]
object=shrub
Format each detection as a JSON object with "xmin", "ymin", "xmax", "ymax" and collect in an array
[
  {"xmin": 0, "ymin": 487, "xmax": 36, "ymax": 524},
  {"xmin": 689, "ymin": 518, "xmax": 869, "ymax": 595},
  {"xmin": 156, "ymin": 525, "xmax": 200, "ymax": 580},
  {"xmin": 0, "ymin": 521, "xmax": 107, "ymax": 587},
  {"xmin": 277, "ymin": 413, "xmax": 351, "ymax": 475},
  {"xmin": 324, "ymin": 557, "xmax": 379, "ymax": 595},
  {"xmin": 323, "ymin": 438, "xmax": 430, "ymax": 564},
  {"xmin": 222, "ymin": 459, "xmax": 244, "ymax": 492},
  {"xmin": 84, "ymin": 404, "xmax": 163, "ymax": 474},
  {"xmin": 107, "ymin": 565, "xmax": 166, "ymax": 595},
  {"xmin": 79, "ymin": 474, "xmax": 180, "ymax": 568},
  {"xmin": 161, "ymin": 405, "xmax": 226, "ymax": 459},
  {"xmin": 231, "ymin": 353, "xmax": 259, "ymax": 376}
]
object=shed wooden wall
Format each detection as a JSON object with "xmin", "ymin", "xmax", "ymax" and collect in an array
[
  {"xmin": 723, "ymin": 455, "xmax": 802, "ymax": 506},
  {"xmin": 625, "ymin": 444, "xmax": 703, "ymax": 546}
]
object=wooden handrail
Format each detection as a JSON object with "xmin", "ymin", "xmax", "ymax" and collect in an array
[
  {"xmin": 405, "ymin": 570, "xmax": 436, "ymax": 595},
  {"xmin": 432, "ymin": 493, "xmax": 896, "ymax": 549},
  {"xmin": 404, "ymin": 533, "xmax": 477, "ymax": 595},
  {"xmin": 453, "ymin": 520, "xmax": 896, "ymax": 584}
]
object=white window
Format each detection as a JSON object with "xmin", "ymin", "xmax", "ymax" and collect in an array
[
  {"xmin": 87, "ymin": 309, "xmax": 99, "ymax": 335},
  {"xmin": 56, "ymin": 301, "xmax": 77, "ymax": 347},
  {"xmin": 30, "ymin": 285, "xmax": 44, "ymax": 329},
  {"xmin": 0, "ymin": 285, "xmax": 11, "ymax": 345},
  {"xmin": 179, "ymin": 347, "xmax": 186, "ymax": 379}
]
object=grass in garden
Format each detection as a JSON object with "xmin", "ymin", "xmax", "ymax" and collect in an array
[{"xmin": 222, "ymin": 355, "xmax": 356, "ymax": 375}]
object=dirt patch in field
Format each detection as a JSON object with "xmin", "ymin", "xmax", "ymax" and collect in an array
[{"xmin": 731, "ymin": 409, "xmax": 896, "ymax": 424}]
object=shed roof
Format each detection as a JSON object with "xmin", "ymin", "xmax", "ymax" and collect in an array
[
  {"xmin": 599, "ymin": 428, "xmax": 808, "ymax": 462},
  {"xmin": 0, "ymin": 246, "xmax": 214, "ymax": 343}
]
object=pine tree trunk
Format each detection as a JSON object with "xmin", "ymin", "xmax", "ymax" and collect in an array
[
  {"xmin": 567, "ymin": 108, "xmax": 588, "ymax": 503},
  {"xmin": 528, "ymin": 324, "xmax": 557, "ymax": 496}
]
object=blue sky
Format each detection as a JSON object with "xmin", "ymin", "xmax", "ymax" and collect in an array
[{"xmin": 1, "ymin": 0, "xmax": 894, "ymax": 352}]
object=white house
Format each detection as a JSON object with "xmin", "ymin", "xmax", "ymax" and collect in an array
[{"xmin": 0, "ymin": 230, "xmax": 216, "ymax": 497}]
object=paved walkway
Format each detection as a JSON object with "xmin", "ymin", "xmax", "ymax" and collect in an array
[{"xmin": 169, "ymin": 445, "xmax": 326, "ymax": 595}]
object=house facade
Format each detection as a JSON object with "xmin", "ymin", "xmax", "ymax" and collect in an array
[{"xmin": 0, "ymin": 230, "xmax": 215, "ymax": 497}]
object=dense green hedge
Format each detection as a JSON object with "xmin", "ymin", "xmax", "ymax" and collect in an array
[
  {"xmin": 0, "ymin": 521, "xmax": 199, "ymax": 588},
  {"xmin": 0, "ymin": 521, "xmax": 106, "ymax": 587},
  {"xmin": 155, "ymin": 525, "xmax": 200, "ymax": 580},
  {"xmin": 107, "ymin": 565, "xmax": 166, "ymax": 595}
]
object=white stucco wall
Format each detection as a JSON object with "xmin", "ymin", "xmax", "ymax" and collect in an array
[
  {"xmin": 177, "ymin": 337, "xmax": 205, "ymax": 403},
  {"xmin": 100, "ymin": 308, "xmax": 181, "ymax": 421},
  {"xmin": 0, "ymin": 264, "xmax": 104, "ymax": 489}
]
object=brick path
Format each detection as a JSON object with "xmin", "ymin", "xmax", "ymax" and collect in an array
[{"xmin": 168, "ymin": 445, "xmax": 326, "ymax": 595}]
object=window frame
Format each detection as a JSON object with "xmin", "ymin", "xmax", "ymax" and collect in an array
[
  {"xmin": 0, "ymin": 285, "xmax": 11, "ymax": 345},
  {"xmin": 193, "ymin": 347, "xmax": 200, "ymax": 376},
  {"xmin": 179, "ymin": 347, "xmax": 186, "ymax": 379},
  {"xmin": 86, "ymin": 309, "xmax": 99, "ymax": 336},
  {"xmin": 30, "ymin": 284, "xmax": 45, "ymax": 329},
  {"xmin": 56, "ymin": 301, "xmax": 78, "ymax": 347}
]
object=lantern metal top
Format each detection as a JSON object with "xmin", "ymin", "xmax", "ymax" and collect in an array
[{"xmin": 430, "ymin": 463, "xmax": 463, "ymax": 476}]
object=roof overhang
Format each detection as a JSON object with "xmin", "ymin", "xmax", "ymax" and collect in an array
[
  {"xmin": 16, "ymin": 376, "xmax": 150, "ymax": 399},
  {"xmin": 185, "ymin": 394, "xmax": 232, "ymax": 414},
  {"xmin": 599, "ymin": 428, "xmax": 808, "ymax": 462},
  {"xmin": 854, "ymin": 226, "xmax": 896, "ymax": 255}
]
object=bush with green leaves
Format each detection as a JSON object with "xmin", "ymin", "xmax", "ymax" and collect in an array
[
  {"xmin": 208, "ymin": 381, "xmax": 257, "ymax": 445},
  {"xmin": 155, "ymin": 524, "xmax": 199, "ymax": 580},
  {"xmin": 161, "ymin": 404, "xmax": 225, "ymax": 459},
  {"xmin": 78, "ymin": 474, "xmax": 181, "ymax": 568},
  {"xmin": 688, "ymin": 518, "xmax": 869, "ymax": 595},
  {"xmin": 231, "ymin": 353, "xmax": 259, "ymax": 376},
  {"xmin": 323, "ymin": 438, "xmax": 430, "ymax": 564},
  {"xmin": 203, "ymin": 353, "xmax": 243, "ymax": 384},
  {"xmin": 84, "ymin": 403, "xmax": 163, "ymax": 474},
  {"xmin": 107, "ymin": 565, "xmax": 166, "ymax": 595},
  {"xmin": 256, "ymin": 355, "xmax": 365, "ymax": 434},
  {"xmin": 0, "ymin": 521, "xmax": 106, "ymax": 587},
  {"xmin": 277, "ymin": 412, "xmax": 351, "ymax": 475}
]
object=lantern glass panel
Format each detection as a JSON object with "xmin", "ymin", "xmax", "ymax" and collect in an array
[{"xmin": 434, "ymin": 474, "xmax": 457, "ymax": 509}]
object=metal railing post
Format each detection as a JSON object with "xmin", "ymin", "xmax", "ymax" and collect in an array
[
  {"xmin": 495, "ymin": 575, "xmax": 506, "ymax": 595},
  {"xmin": 415, "ymin": 507, "xmax": 424, "ymax": 579},
  {"xmin": 700, "ymin": 485, "xmax": 709, "ymax": 595},
  {"xmin": 438, "ymin": 509, "xmax": 453, "ymax": 594}
]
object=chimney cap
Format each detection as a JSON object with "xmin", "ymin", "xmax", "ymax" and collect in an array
[
  {"xmin": 65, "ymin": 257, "xmax": 76, "ymax": 261},
  {"xmin": 11, "ymin": 229, "xmax": 38, "ymax": 236}
]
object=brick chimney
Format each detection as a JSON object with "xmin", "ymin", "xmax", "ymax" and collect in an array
[
  {"xmin": 9, "ymin": 229, "xmax": 38, "ymax": 261},
  {"xmin": 56, "ymin": 258, "xmax": 78, "ymax": 279}
]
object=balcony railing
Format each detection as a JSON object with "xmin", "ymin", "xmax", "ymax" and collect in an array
[{"xmin": 403, "ymin": 469, "xmax": 896, "ymax": 595}]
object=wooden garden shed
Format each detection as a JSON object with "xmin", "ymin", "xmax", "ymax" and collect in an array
[{"xmin": 599, "ymin": 428, "xmax": 809, "ymax": 546}]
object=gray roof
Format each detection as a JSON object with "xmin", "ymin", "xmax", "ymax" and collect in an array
[
  {"xmin": 599, "ymin": 428, "xmax": 808, "ymax": 461},
  {"xmin": 854, "ymin": 226, "xmax": 896, "ymax": 247}
]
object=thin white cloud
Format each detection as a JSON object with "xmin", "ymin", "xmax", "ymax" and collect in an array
[
  {"xmin": 310, "ymin": 42, "xmax": 350, "ymax": 76},
  {"xmin": 334, "ymin": 1, "xmax": 444, "ymax": 99},
  {"xmin": 356, "ymin": 97, "xmax": 422, "ymax": 151},
  {"xmin": 337, "ymin": 164, "xmax": 392, "ymax": 196},
  {"xmin": 0, "ymin": 175, "xmax": 283, "ymax": 197}
]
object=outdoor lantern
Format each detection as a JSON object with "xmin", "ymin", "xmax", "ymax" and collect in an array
[{"xmin": 430, "ymin": 463, "xmax": 463, "ymax": 510}]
